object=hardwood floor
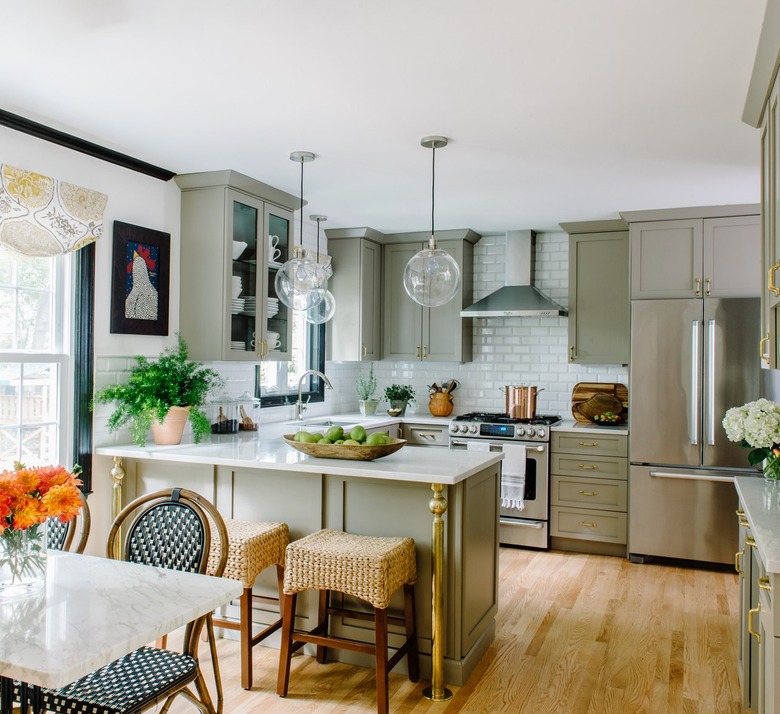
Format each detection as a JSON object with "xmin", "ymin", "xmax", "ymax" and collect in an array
[{"xmin": 170, "ymin": 547, "xmax": 749, "ymax": 713}]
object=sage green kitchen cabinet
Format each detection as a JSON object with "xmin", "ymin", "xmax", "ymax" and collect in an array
[
  {"xmin": 175, "ymin": 170, "xmax": 299, "ymax": 362},
  {"xmin": 382, "ymin": 231, "xmax": 476, "ymax": 362},
  {"xmin": 627, "ymin": 213, "xmax": 760, "ymax": 300},
  {"xmin": 561, "ymin": 220, "xmax": 628, "ymax": 365},
  {"xmin": 326, "ymin": 231, "xmax": 382, "ymax": 362}
]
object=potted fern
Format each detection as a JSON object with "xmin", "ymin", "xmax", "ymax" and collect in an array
[
  {"xmin": 92, "ymin": 334, "xmax": 224, "ymax": 446},
  {"xmin": 356, "ymin": 363, "xmax": 379, "ymax": 416}
]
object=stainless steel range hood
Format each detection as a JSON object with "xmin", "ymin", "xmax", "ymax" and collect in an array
[{"xmin": 460, "ymin": 230, "xmax": 567, "ymax": 317}]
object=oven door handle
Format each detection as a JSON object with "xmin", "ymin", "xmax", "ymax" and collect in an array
[
  {"xmin": 451, "ymin": 439, "xmax": 545, "ymax": 452},
  {"xmin": 499, "ymin": 518, "xmax": 545, "ymax": 529}
]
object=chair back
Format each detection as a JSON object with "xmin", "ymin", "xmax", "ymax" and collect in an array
[
  {"xmin": 47, "ymin": 489, "xmax": 91, "ymax": 554},
  {"xmin": 105, "ymin": 487, "xmax": 229, "ymax": 659}
]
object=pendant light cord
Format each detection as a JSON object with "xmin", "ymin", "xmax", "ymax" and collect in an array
[
  {"xmin": 315, "ymin": 218, "xmax": 321, "ymax": 264},
  {"xmin": 430, "ymin": 144, "xmax": 436, "ymax": 244},
  {"xmin": 299, "ymin": 159, "xmax": 304, "ymax": 249}
]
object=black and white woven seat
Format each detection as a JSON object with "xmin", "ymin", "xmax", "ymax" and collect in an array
[
  {"xmin": 26, "ymin": 487, "xmax": 229, "ymax": 714},
  {"xmin": 47, "ymin": 489, "xmax": 91, "ymax": 554}
]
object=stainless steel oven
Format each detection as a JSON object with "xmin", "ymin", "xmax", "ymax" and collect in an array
[{"xmin": 449, "ymin": 412, "xmax": 560, "ymax": 549}]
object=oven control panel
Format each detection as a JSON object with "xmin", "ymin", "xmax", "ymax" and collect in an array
[{"xmin": 448, "ymin": 421, "xmax": 550, "ymax": 442}]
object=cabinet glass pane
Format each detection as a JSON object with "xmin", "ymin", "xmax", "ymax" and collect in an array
[
  {"xmin": 231, "ymin": 201, "xmax": 258, "ymax": 353},
  {"xmin": 267, "ymin": 211, "xmax": 291, "ymax": 355}
]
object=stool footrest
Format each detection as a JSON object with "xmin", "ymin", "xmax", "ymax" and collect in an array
[
  {"xmin": 292, "ymin": 631, "xmax": 376, "ymax": 657},
  {"xmin": 327, "ymin": 606, "xmax": 407, "ymax": 629}
]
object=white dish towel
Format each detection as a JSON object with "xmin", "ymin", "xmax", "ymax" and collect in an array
[
  {"xmin": 466, "ymin": 441, "xmax": 491, "ymax": 452},
  {"xmin": 501, "ymin": 444, "xmax": 527, "ymax": 510}
]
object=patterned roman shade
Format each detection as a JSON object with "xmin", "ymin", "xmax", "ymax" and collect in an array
[{"xmin": 0, "ymin": 163, "xmax": 107, "ymax": 256}]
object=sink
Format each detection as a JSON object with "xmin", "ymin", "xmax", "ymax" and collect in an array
[{"xmin": 285, "ymin": 418, "xmax": 357, "ymax": 429}]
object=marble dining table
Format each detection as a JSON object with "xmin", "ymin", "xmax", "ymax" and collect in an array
[{"xmin": 0, "ymin": 550, "xmax": 242, "ymax": 713}]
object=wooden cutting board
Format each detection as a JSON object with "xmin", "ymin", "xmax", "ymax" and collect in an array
[{"xmin": 571, "ymin": 382, "xmax": 629, "ymax": 423}]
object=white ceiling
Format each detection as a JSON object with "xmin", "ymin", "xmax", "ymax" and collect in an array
[{"xmin": 0, "ymin": 0, "xmax": 767, "ymax": 234}]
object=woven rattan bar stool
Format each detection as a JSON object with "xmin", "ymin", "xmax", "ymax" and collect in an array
[
  {"xmin": 206, "ymin": 519, "xmax": 289, "ymax": 690},
  {"xmin": 277, "ymin": 529, "xmax": 418, "ymax": 714}
]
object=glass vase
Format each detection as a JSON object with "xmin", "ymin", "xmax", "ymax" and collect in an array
[
  {"xmin": 0, "ymin": 521, "xmax": 47, "ymax": 600},
  {"xmin": 764, "ymin": 453, "xmax": 780, "ymax": 482}
]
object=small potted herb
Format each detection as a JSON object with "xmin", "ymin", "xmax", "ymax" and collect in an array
[
  {"xmin": 383, "ymin": 384, "xmax": 415, "ymax": 417},
  {"xmin": 92, "ymin": 334, "xmax": 224, "ymax": 446},
  {"xmin": 356, "ymin": 363, "xmax": 379, "ymax": 417}
]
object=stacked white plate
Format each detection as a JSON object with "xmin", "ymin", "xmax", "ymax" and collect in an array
[
  {"xmin": 231, "ymin": 297, "xmax": 245, "ymax": 315},
  {"xmin": 267, "ymin": 297, "xmax": 279, "ymax": 318},
  {"xmin": 230, "ymin": 341, "xmax": 245, "ymax": 351},
  {"xmin": 243, "ymin": 296, "xmax": 256, "ymax": 316},
  {"xmin": 232, "ymin": 276, "xmax": 242, "ymax": 299}
]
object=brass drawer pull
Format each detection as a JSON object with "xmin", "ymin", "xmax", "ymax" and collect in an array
[
  {"xmin": 578, "ymin": 465, "xmax": 598, "ymax": 470},
  {"xmin": 578, "ymin": 490, "xmax": 598, "ymax": 496},
  {"xmin": 578, "ymin": 442, "xmax": 599, "ymax": 447},
  {"xmin": 759, "ymin": 576, "xmax": 772, "ymax": 592},
  {"xmin": 694, "ymin": 277, "xmax": 701, "ymax": 297},
  {"xmin": 769, "ymin": 260, "xmax": 780, "ymax": 296},
  {"xmin": 735, "ymin": 548, "xmax": 744, "ymax": 576},
  {"xmin": 746, "ymin": 536, "xmax": 757, "ymax": 549},
  {"xmin": 422, "ymin": 344, "xmax": 428, "ymax": 360},
  {"xmin": 569, "ymin": 345, "xmax": 575, "ymax": 362},
  {"xmin": 749, "ymin": 603, "xmax": 762, "ymax": 643},
  {"xmin": 705, "ymin": 277, "xmax": 711, "ymax": 296},
  {"xmin": 361, "ymin": 343, "xmax": 367, "ymax": 358},
  {"xmin": 736, "ymin": 508, "xmax": 744, "ymax": 517},
  {"xmin": 739, "ymin": 518, "xmax": 750, "ymax": 528},
  {"xmin": 417, "ymin": 432, "xmax": 437, "ymax": 441},
  {"xmin": 579, "ymin": 521, "xmax": 597, "ymax": 528},
  {"xmin": 760, "ymin": 333, "xmax": 770, "ymax": 364}
]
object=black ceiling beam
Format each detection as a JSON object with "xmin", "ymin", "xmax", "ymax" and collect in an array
[{"xmin": 0, "ymin": 108, "xmax": 176, "ymax": 181}]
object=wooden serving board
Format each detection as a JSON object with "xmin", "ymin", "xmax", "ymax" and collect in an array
[{"xmin": 571, "ymin": 382, "xmax": 629, "ymax": 423}]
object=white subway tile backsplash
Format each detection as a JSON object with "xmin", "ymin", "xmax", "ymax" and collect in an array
[{"xmin": 94, "ymin": 230, "xmax": 626, "ymax": 435}]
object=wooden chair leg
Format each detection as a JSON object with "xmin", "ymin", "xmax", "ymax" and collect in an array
[
  {"xmin": 239, "ymin": 586, "xmax": 253, "ymax": 690},
  {"xmin": 205, "ymin": 614, "xmax": 224, "ymax": 714},
  {"xmin": 403, "ymin": 583, "xmax": 419, "ymax": 682},
  {"xmin": 375, "ymin": 606, "xmax": 389, "ymax": 714},
  {"xmin": 277, "ymin": 592, "xmax": 296, "ymax": 697},
  {"xmin": 316, "ymin": 589, "xmax": 329, "ymax": 664}
]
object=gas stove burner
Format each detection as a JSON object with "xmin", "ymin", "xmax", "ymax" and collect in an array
[{"xmin": 454, "ymin": 412, "xmax": 562, "ymax": 426}]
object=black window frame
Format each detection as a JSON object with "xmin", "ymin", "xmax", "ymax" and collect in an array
[{"xmin": 256, "ymin": 321, "xmax": 326, "ymax": 408}]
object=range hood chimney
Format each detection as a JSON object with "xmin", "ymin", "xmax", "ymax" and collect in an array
[{"xmin": 460, "ymin": 230, "xmax": 567, "ymax": 317}]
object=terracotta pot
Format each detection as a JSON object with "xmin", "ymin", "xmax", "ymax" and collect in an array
[
  {"xmin": 150, "ymin": 406, "xmax": 191, "ymax": 445},
  {"xmin": 429, "ymin": 392, "xmax": 454, "ymax": 417}
]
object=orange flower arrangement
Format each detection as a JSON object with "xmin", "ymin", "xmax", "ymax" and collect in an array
[{"xmin": 0, "ymin": 464, "xmax": 83, "ymax": 533}]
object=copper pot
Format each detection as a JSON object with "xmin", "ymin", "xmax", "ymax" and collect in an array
[{"xmin": 500, "ymin": 385, "xmax": 543, "ymax": 419}]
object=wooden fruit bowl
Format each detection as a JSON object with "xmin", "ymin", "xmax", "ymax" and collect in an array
[{"xmin": 282, "ymin": 435, "xmax": 407, "ymax": 461}]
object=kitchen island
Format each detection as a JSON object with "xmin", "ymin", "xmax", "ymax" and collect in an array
[{"xmin": 96, "ymin": 435, "xmax": 503, "ymax": 690}]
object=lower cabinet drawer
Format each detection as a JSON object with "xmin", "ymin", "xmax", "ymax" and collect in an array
[
  {"xmin": 402, "ymin": 423, "xmax": 449, "ymax": 446},
  {"xmin": 551, "ymin": 475, "xmax": 627, "ymax": 511},
  {"xmin": 550, "ymin": 506, "xmax": 627, "ymax": 544}
]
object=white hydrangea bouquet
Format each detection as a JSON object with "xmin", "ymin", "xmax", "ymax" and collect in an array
[{"xmin": 723, "ymin": 398, "xmax": 780, "ymax": 479}]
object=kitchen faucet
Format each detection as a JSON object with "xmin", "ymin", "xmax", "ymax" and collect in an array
[{"xmin": 295, "ymin": 370, "xmax": 333, "ymax": 421}]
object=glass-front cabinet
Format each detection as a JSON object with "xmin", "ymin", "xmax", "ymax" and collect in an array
[{"xmin": 175, "ymin": 170, "xmax": 299, "ymax": 362}]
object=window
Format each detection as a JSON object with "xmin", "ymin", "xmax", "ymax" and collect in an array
[
  {"xmin": 257, "ymin": 312, "xmax": 325, "ymax": 407},
  {"xmin": 0, "ymin": 250, "xmax": 70, "ymax": 470}
]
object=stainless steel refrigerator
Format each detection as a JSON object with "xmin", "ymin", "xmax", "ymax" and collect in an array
[{"xmin": 629, "ymin": 298, "xmax": 759, "ymax": 564}]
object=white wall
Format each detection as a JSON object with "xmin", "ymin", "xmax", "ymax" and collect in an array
[{"xmin": 0, "ymin": 125, "xmax": 181, "ymax": 555}]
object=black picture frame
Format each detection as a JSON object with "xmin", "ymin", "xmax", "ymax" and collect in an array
[{"xmin": 110, "ymin": 221, "xmax": 170, "ymax": 335}]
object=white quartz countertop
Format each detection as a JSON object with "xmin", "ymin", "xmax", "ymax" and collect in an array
[
  {"xmin": 96, "ymin": 427, "xmax": 502, "ymax": 486},
  {"xmin": 735, "ymin": 476, "xmax": 780, "ymax": 573},
  {"xmin": 552, "ymin": 418, "xmax": 630, "ymax": 436}
]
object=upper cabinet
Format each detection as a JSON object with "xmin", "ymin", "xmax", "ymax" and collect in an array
[
  {"xmin": 561, "ymin": 220, "xmax": 629, "ymax": 365},
  {"xmin": 382, "ymin": 230, "xmax": 477, "ymax": 363},
  {"xmin": 174, "ymin": 170, "xmax": 299, "ymax": 362},
  {"xmin": 624, "ymin": 212, "xmax": 760, "ymax": 300},
  {"xmin": 325, "ymin": 229, "xmax": 383, "ymax": 362}
]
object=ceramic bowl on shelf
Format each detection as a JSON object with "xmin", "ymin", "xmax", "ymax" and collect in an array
[{"xmin": 232, "ymin": 241, "xmax": 248, "ymax": 260}]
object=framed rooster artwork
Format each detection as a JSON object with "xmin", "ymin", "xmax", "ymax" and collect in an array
[{"xmin": 110, "ymin": 221, "xmax": 170, "ymax": 335}]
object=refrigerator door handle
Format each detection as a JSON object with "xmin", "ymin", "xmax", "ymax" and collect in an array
[
  {"xmin": 649, "ymin": 470, "xmax": 735, "ymax": 484},
  {"xmin": 691, "ymin": 320, "xmax": 700, "ymax": 445},
  {"xmin": 707, "ymin": 319, "xmax": 716, "ymax": 446}
]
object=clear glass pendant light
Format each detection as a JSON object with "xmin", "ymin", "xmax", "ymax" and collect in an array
[
  {"xmin": 275, "ymin": 151, "xmax": 327, "ymax": 310},
  {"xmin": 403, "ymin": 136, "xmax": 461, "ymax": 308},
  {"xmin": 304, "ymin": 215, "xmax": 336, "ymax": 324}
]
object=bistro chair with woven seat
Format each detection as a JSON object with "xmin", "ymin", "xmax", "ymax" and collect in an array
[
  {"xmin": 32, "ymin": 487, "xmax": 229, "ymax": 714},
  {"xmin": 46, "ymin": 488, "xmax": 91, "ymax": 554},
  {"xmin": 205, "ymin": 518, "xmax": 289, "ymax": 690},
  {"xmin": 277, "ymin": 528, "xmax": 419, "ymax": 714}
]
